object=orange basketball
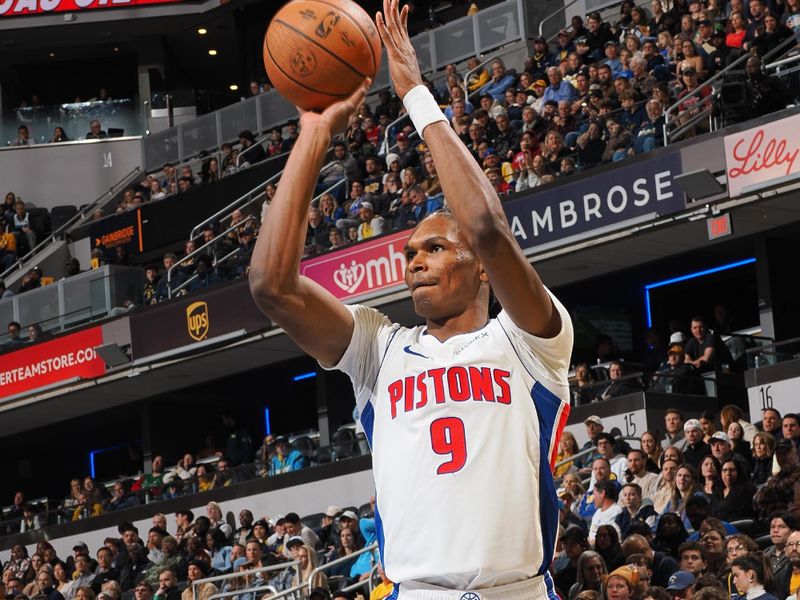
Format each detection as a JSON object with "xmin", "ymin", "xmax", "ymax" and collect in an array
[{"xmin": 263, "ymin": 0, "xmax": 382, "ymax": 112}]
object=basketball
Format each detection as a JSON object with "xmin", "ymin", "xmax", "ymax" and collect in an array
[{"xmin": 263, "ymin": 0, "xmax": 382, "ymax": 112}]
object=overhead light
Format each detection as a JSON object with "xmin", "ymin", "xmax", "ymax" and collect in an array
[
  {"xmin": 49, "ymin": 52, "xmax": 55, "ymax": 57},
  {"xmin": 197, "ymin": 27, "xmax": 207, "ymax": 35},
  {"xmin": 208, "ymin": 49, "xmax": 217, "ymax": 56},
  {"xmin": 229, "ymin": 84, "xmax": 239, "ymax": 91},
  {"xmin": 113, "ymin": 47, "xmax": 119, "ymax": 52}
]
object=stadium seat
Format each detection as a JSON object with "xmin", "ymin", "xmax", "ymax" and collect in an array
[
  {"xmin": 50, "ymin": 205, "xmax": 79, "ymax": 231},
  {"xmin": 332, "ymin": 427, "xmax": 358, "ymax": 461},
  {"xmin": 756, "ymin": 534, "xmax": 772, "ymax": 549},
  {"xmin": 301, "ymin": 512, "xmax": 324, "ymax": 530},
  {"xmin": 358, "ymin": 503, "xmax": 373, "ymax": 519},
  {"xmin": 291, "ymin": 435, "xmax": 316, "ymax": 465},
  {"xmin": 27, "ymin": 207, "xmax": 51, "ymax": 240}
]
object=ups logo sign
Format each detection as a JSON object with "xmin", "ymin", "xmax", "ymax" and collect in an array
[{"xmin": 186, "ymin": 301, "xmax": 209, "ymax": 341}]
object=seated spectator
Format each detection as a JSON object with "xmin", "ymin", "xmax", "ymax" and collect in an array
[
  {"xmin": 478, "ymin": 59, "xmax": 516, "ymax": 101},
  {"xmin": 155, "ymin": 253, "xmax": 187, "ymax": 301},
  {"xmin": 86, "ymin": 120, "xmax": 107, "ymax": 140},
  {"xmin": 153, "ymin": 569, "xmax": 180, "ymax": 600},
  {"xmin": 678, "ymin": 541, "xmax": 707, "ymax": 577},
  {"xmin": 182, "ymin": 561, "xmax": 216, "ymax": 600},
  {"xmin": 714, "ymin": 459, "xmax": 756, "ymax": 520},
  {"xmin": 291, "ymin": 544, "xmax": 327, "ymax": 590},
  {"xmin": 237, "ymin": 130, "xmax": 265, "ymax": 165},
  {"xmin": 269, "ymin": 437, "xmax": 307, "ymax": 475},
  {"xmin": 188, "ymin": 255, "xmax": 222, "ymax": 292},
  {"xmin": 107, "ymin": 480, "xmax": 139, "ymax": 512},
  {"xmin": 568, "ymin": 551, "xmax": 607, "ymax": 600},
  {"xmin": 596, "ymin": 361, "xmax": 639, "ymax": 400},
  {"xmin": 622, "ymin": 534, "xmax": 680, "ymax": 588},
  {"xmin": 11, "ymin": 201, "xmax": 37, "ymax": 252},
  {"xmin": 633, "ymin": 99, "xmax": 666, "ymax": 155},
  {"xmin": 653, "ymin": 344, "xmax": 704, "ymax": 395},
  {"xmin": 617, "ymin": 482, "xmax": 658, "ymax": 537},
  {"xmin": 589, "ymin": 480, "xmax": 623, "ymax": 544},
  {"xmin": 466, "ymin": 57, "xmax": 490, "ymax": 94},
  {"xmin": 751, "ymin": 431, "xmax": 776, "ymax": 485},
  {"xmin": 12, "ymin": 124, "xmax": 36, "ymax": 146},
  {"xmin": 356, "ymin": 202, "xmax": 385, "ymax": 240},
  {"xmin": 730, "ymin": 554, "xmax": 780, "ymax": 600}
]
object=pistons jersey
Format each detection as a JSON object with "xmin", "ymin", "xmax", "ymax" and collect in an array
[{"xmin": 325, "ymin": 290, "xmax": 573, "ymax": 590}]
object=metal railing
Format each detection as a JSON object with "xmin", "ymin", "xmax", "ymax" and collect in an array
[
  {"xmin": 306, "ymin": 542, "xmax": 379, "ymax": 596},
  {"xmin": 379, "ymin": 114, "xmax": 413, "ymax": 157},
  {"xmin": 196, "ymin": 560, "xmax": 299, "ymax": 600},
  {"xmin": 664, "ymin": 34, "xmax": 800, "ymax": 146},
  {"xmin": 0, "ymin": 166, "xmax": 141, "ymax": 281},
  {"xmin": 464, "ymin": 54, "xmax": 502, "ymax": 102},
  {"xmin": 168, "ymin": 215, "xmax": 256, "ymax": 298}
]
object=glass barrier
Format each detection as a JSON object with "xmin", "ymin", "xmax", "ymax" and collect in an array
[
  {"xmin": 746, "ymin": 336, "xmax": 800, "ymax": 369},
  {"xmin": 0, "ymin": 435, "xmax": 368, "ymax": 537},
  {"xmin": 0, "ymin": 265, "xmax": 143, "ymax": 349},
  {"xmin": 4, "ymin": 98, "xmax": 145, "ymax": 145},
  {"xmin": 141, "ymin": 0, "xmax": 529, "ymax": 172}
]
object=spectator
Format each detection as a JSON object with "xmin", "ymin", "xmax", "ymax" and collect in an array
[
  {"xmin": 730, "ymin": 554, "xmax": 780, "ymax": 600},
  {"xmin": 153, "ymin": 569, "xmax": 180, "ymax": 600},
  {"xmin": 783, "ymin": 413, "xmax": 800, "ymax": 449},
  {"xmin": 11, "ymin": 201, "xmax": 37, "ymax": 251},
  {"xmin": 50, "ymin": 127, "xmax": 70, "ymax": 143},
  {"xmin": 555, "ymin": 527, "xmax": 590, "ymax": 595},
  {"xmin": 765, "ymin": 512, "xmax": 797, "ymax": 582},
  {"xmin": 237, "ymin": 130, "xmax": 266, "ymax": 165},
  {"xmin": 699, "ymin": 455, "xmax": 722, "ymax": 497},
  {"xmin": 678, "ymin": 541, "xmax": 707, "ymax": 577},
  {"xmin": 622, "ymin": 534, "xmax": 680, "ymax": 588},
  {"xmin": 544, "ymin": 67, "xmax": 578, "ymax": 104},
  {"xmin": 641, "ymin": 431, "xmax": 663, "ymax": 473},
  {"xmin": 12, "ymin": 124, "xmax": 36, "ymax": 146},
  {"xmin": 569, "ymin": 551, "xmax": 607, "ymax": 600},
  {"xmin": 604, "ymin": 565, "xmax": 639, "ymax": 600},
  {"xmin": 356, "ymin": 202, "xmax": 385, "ymax": 241},
  {"xmin": 86, "ymin": 120, "xmax": 107, "ymax": 140},
  {"xmin": 778, "ymin": 529, "xmax": 800, "ymax": 598},
  {"xmin": 597, "ymin": 361, "xmax": 639, "ymax": 400},
  {"xmin": 589, "ymin": 479, "xmax": 623, "ymax": 544},
  {"xmin": 708, "ymin": 432, "xmax": 751, "ymax": 482},
  {"xmin": 624, "ymin": 449, "xmax": 660, "ymax": 499},
  {"xmin": 727, "ymin": 422, "xmax": 754, "ymax": 465},
  {"xmin": 478, "ymin": 59, "xmax": 516, "ymax": 101},
  {"xmin": 663, "ymin": 409, "xmax": 687, "ymax": 450},
  {"xmin": 291, "ymin": 544, "xmax": 327, "ymax": 590},
  {"xmin": 269, "ymin": 437, "xmax": 307, "ymax": 475},
  {"xmin": 682, "ymin": 420, "xmax": 711, "ymax": 468},
  {"xmin": 182, "ymin": 561, "xmax": 216, "ymax": 600},
  {"xmin": 187, "ymin": 255, "xmax": 221, "ymax": 292},
  {"xmin": 617, "ymin": 482, "xmax": 658, "ymax": 536},
  {"xmin": 761, "ymin": 408, "xmax": 784, "ymax": 439},
  {"xmin": 715, "ymin": 459, "xmax": 756, "ymax": 520},
  {"xmin": 64, "ymin": 556, "xmax": 95, "ymax": 600},
  {"xmin": 752, "ymin": 431, "xmax": 776, "ymax": 485}
]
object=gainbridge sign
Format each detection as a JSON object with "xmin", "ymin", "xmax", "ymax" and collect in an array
[
  {"xmin": 0, "ymin": 327, "xmax": 106, "ymax": 399},
  {"xmin": 89, "ymin": 208, "xmax": 142, "ymax": 262},
  {"xmin": 0, "ymin": 0, "xmax": 181, "ymax": 17}
]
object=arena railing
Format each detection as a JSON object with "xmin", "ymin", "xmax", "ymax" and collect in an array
[
  {"xmin": 0, "ymin": 166, "xmax": 141, "ymax": 282},
  {"xmin": 664, "ymin": 34, "xmax": 799, "ymax": 146},
  {"xmin": 303, "ymin": 542, "xmax": 380, "ymax": 597},
  {"xmin": 194, "ymin": 560, "xmax": 299, "ymax": 600},
  {"xmin": 141, "ymin": 0, "xmax": 531, "ymax": 172},
  {"xmin": 745, "ymin": 335, "xmax": 800, "ymax": 369},
  {"xmin": 168, "ymin": 215, "xmax": 257, "ymax": 298}
]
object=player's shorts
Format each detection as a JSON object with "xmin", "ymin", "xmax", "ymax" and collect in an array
[{"xmin": 390, "ymin": 574, "xmax": 556, "ymax": 600}]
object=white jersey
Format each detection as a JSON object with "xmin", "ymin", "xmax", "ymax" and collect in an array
[{"xmin": 325, "ymin": 290, "xmax": 573, "ymax": 590}]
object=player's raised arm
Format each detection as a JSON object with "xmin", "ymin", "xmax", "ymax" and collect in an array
[
  {"xmin": 248, "ymin": 84, "xmax": 369, "ymax": 367},
  {"xmin": 376, "ymin": 0, "xmax": 561, "ymax": 338}
]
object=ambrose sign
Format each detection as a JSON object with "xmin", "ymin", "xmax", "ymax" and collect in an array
[
  {"xmin": 0, "ymin": 0, "xmax": 181, "ymax": 17},
  {"xmin": 503, "ymin": 152, "xmax": 686, "ymax": 251},
  {"xmin": 724, "ymin": 113, "xmax": 800, "ymax": 198}
]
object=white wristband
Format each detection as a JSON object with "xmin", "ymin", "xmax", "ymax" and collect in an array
[{"xmin": 402, "ymin": 85, "xmax": 447, "ymax": 140}]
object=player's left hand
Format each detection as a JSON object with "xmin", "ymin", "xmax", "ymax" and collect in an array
[
  {"xmin": 299, "ymin": 79, "xmax": 371, "ymax": 137},
  {"xmin": 376, "ymin": 0, "xmax": 423, "ymax": 100}
]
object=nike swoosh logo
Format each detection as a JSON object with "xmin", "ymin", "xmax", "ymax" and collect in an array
[{"xmin": 403, "ymin": 345, "xmax": 430, "ymax": 359}]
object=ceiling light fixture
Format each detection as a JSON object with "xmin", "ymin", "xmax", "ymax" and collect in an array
[
  {"xmin": 49, "ymin": 52, "xmax": 55, "ymax": 57},
  {"xmin": 208, "ymin": 49, "xmax": 217, "ymax": 56},
  {"xmin": 197, "ymin": 27, "xmax": 207, "ymax": 35},
  {"xmin": 229, "ymin": 84, "xmax": 239, "ymax": 91}
]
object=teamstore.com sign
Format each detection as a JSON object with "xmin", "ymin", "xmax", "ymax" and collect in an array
[{"xmin": 0, "ymin": 346, "xmax": 97, "ymax": 386}]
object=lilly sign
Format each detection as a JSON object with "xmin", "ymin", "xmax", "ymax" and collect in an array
[{"xmin": 301, "ymin": 230, "xmax": 411, "ymax": 302}]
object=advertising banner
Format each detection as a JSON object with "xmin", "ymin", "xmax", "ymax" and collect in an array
[
  {"xmin": 129, "ymin": 280, "xmax": 270, "ymax": 359},
  {"xmin": 300, "ymin": 230, "xmax": 411, "ymax": 302},
  {"xmin": 0, "ymin": 327, "xmax": 106, "ymax": 399},
  {"xmin": 724, "ymin": 112, "xmax": 800, "ymax": 198},
  {"xmin": 89, "ymin": 207, "xmax": 142, "ymax": 262},
  {"xmin": 503, "ymin": 151, "xmax": 686, "ymax": 251},
  {"xmin": 0, "ymin": 0, "xmax": 182, "ymax": 18}
]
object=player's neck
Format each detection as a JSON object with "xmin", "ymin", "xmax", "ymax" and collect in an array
[{"xmin": 424, "ymin": 308, "xmax": 490, "ymax": 343}]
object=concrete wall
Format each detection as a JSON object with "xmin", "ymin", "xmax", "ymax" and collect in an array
[{"xmin": 0, "ymin": 138, "xmax": 142, "ymax": 211}]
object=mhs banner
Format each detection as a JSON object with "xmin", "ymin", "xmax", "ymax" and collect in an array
[
  {"xmin": 0, "ymin": 327, "xmax": 106, "ymax": 399},
  {"xmin": 0, "ymin": 0, "xmax": 181, "ymax": 17},
  {"xmin": 300, "ymin": 230, "xmax": 411, "ymax": 302}
]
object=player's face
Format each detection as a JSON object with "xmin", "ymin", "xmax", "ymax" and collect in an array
[{"xmin": 404, "ymin": 216, "xmax": 488, "ymax": 321}]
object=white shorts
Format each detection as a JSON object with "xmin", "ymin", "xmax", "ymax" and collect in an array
[{"xmin": 391, "ymin": 574, "xmax": 554, "ymax": 600}]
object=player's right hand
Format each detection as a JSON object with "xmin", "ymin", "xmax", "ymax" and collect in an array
[{"xmin": 376, "ymin": 0, "xmax": 423, "ymax": 100}]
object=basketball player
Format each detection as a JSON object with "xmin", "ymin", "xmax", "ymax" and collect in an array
[{"xmin": 249, "ymin": 1, "xmax": 573, "ymax": 597}]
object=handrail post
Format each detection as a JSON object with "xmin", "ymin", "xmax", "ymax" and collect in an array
[{"xmin": 307, "ymin": 542, "xmax": 378, "ymax": 595}]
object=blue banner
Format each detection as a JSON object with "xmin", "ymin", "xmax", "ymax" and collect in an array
[{"xmin": 503, "ymin": 152, "xmax": 686, "ymax": 252}]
